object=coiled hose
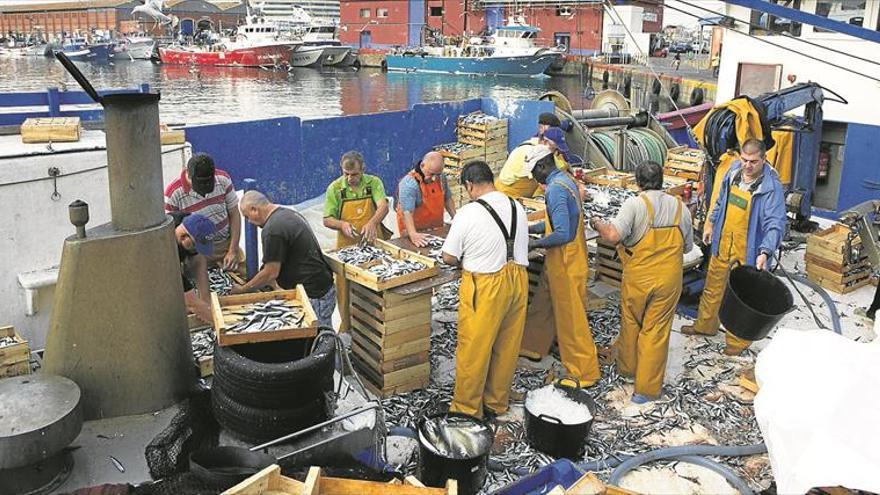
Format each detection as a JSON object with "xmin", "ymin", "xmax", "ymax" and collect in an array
[{"xmin": 590, "ymin": 128, "xmax": 668, "ymax": 172}]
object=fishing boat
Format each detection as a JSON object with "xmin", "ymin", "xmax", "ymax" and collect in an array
[
  {"xmin": 159, "ymin": 18, "xmax": 296, "ymax": 67},
  {"xmin": 385, "ymin": 17, "xmax": 564, "ymax": 76},
  {"xmin": 115, "ymin": 36, "xmax": 155, "ymax": 60},
  {"xmin": 300, "ymin": 23, "xmax": 351, "ymax": 66},
  {"xmin": 288, "ymin": 45, "xmax": 325, "ymax": 67},
  {"xmin": 59, "ymin": 37, "xmax": 115, "ymax": 62}
]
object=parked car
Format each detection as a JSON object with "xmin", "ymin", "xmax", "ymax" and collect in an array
[{"xmin": 669, "ymin": 41, "xmax": 690, "ymax": 53}]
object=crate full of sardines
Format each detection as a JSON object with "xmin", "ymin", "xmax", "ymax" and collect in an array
[
  {"xmin": 210, "ymin": 286, "xmax": 318, "ymax": 346},
  {"xmin": 326, "ymin": 239, "xmax": 438, "ymax": 292}
]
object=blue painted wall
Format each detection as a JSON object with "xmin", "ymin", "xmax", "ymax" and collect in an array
[
  {"xmin": 480, "ymin": 98, "xmax": 554, "ymax": 151},
  {"xmin": 834, "ymin": 123, "xmax": 880, "ymax": 212},
  {"xmin": 184, "ymin": 99, "xmax": 483, "ymax": 205},
  {"xmin": 408, "ymin": 0, "xmax": 425, "ymax": 46}
]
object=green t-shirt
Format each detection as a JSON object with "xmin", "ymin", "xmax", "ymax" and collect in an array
[{"xmin": 323, "ymin": 174, "xmax": 387, "ymax": 219}]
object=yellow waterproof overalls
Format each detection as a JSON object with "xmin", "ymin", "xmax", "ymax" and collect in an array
[
  {"xmin": 693, "ymin": 183, "xmax": 753, "ymax": 354},
  {"xmin": 618, "ymin": 194, "xmax": 684, "ymax": 398},
  {"xmin": 543, "ymin": 180, "xmax": 601, "ymax": 386},
  {"xmin": 333, "ymin": 186, "xmax": 389, "ymax": 332},
  {"xmin": 450, "ymin": 197, "xmax": 528, "ymax": 418}
]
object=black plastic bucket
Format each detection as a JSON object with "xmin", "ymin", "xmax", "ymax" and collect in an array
[
  {"xmin": 417, "ymin": 412, "xmax": 493, "ymax": 495},
  {"xmin": 720, "ymin": 265, "xmax": 794, "ymax": 341},
  {"xmin": 524, "ymin": 384, "xmax": 597, "ymax": 459}
]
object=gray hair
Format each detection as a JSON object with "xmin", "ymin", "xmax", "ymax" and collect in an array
[
  {"xmin": 340, "ymin": 151, "xmax": 365, "ymax": 170},
  {"xmin": 741, "ymin": 138, "xmax": 767, "ymax": 157},
  {"xmin": 241, "ymin": 190, "xmax": 271, "ymax": 209}
]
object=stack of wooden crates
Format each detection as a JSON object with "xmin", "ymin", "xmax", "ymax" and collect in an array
[
  {"xmin": 805, "ymin": 223, "xmax": 873, "ymax": 294},
  {"xmin": 595, "ymin": 239, "xmax": 623, "ymax": 288},
  {"xmin": 349, "ymin": 283, "xmax": 432, "ymax": 397},
  {"xmin": 0, "ymin": 326, "xmax": 31, "ymax": 378},
  {"xmin": 439, "ymin": 112, "xmax": 509, "ymax": 208}
]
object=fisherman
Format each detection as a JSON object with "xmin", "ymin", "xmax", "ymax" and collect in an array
[
  {"xmin": 396, "ymin": 151, "xmax": 456, "ymax": 247},
  {"xmin": 322, "ymin": 150, "xmax": 390, "ymax": 332},
  {"xmin": 541, "ymin": 126, "xmax": 578, "ymax": 168},
  {"xmin": 590, "ymin": 161, "xmax": 694, "ymax": 403},
  {"xmin": 441, "ymin": 161, "xmax": 529, "ymax": 420},
  {"xmin": 171, "ymin": 211, "xmax": 215, "ymax": 324},
  {"xmin": 495, "ymin": 112, "xmax": 563, "ymax": 198},
  {"xmin": 526, "ymin": 153, "xmax": 601, "ymax": 386},
  {"xmin": 681, "ymin": 139, "xmax": 786, "ymax": 355},
  {"xmin": 323, "ymin": 151, "xmax": 390, "ymax": 248},
  {"xmin": 232, "ymin": 191, "xmax": 337, "ymax": 329},
  {"xmin": 165, "ymin": 152, "xmax": 243, "ymax": 274}
]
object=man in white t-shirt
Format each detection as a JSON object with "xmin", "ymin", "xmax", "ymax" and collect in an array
[{"xmin": 441, "ymin": 161, "xmax": 530, "ymax": 420}]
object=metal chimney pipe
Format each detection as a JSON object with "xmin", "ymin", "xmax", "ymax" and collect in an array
[{"xmin": 103, "ymin": 94, "xmax": 165, "ymax": 231}]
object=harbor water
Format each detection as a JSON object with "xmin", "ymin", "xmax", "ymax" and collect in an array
[{"xmin": 0, "ymin": 56, "xmax": 594, "ymax": 124}]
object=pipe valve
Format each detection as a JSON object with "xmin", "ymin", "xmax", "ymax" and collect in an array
[{"xmin": 69, "ymin": 200, "xmax": 89, "ymax": 239}]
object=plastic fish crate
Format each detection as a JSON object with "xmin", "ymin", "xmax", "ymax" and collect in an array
[
  {"xmin": 325, "ymin": 239, "xmax": 438, "ymax": 292},
  {"xmin": 211, "ymin": 286, "xmax": 318, "ymax": 347}
]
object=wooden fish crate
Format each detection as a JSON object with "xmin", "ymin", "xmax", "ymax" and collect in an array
[
  {"xmin": 518, "ymin": 197, "xmax": 546, "ymax": 222},
  {"xmin": 160, "ymin": 123, "xmax": 186, "ymax": 145},
  {"xmin": 663, "ymin": 175, "xmax": 694, "ymax": 198},
  {"xmin": 595, "ymin": 239, "xmax": 623, "ymax": 288},
  {"xmin": 581, "ymin": 167, "xmax": 635, "ymax": 190},
  {"xmin": 224, "ymin": 465, "xmax": 456, "ymax": 495},
  {"xmin": 20, "ymin": 117, "xmax": 81, "ymax": 143},
  {"xmin": 0, "ymin": 326, "xmax": 30, "ymax": 378},
  {"xmin": 326, "ymin": 239, "xmax": 438, "ymax": 292},
  {"xmin": 665, "ymin": 146, "xmax": 705, "ymax": 181},
  {"xmin": 805, "ymin": 223, "xmax": 873, "ymax": 294},
  {"xmin": 211, "ymin": 287, "xmax": 318, "ymax": 347},
  {"xmin": 437, "ymin": 143, "xmax": 508, "ymax": 171},
  {"xmin": 349, "ymin": 282, "xmax": 431, "ymax": 398},
  {"xmin": 456, "ymin": 119, "xmax": 508, "ymax": 148},
  {"xmin": 188, "ymin": 316, "xmax": 214, "ymax": 378}
]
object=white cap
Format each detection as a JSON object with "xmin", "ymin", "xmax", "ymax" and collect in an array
[{"xmin": 523, "ymin": 145, "xmax": 553, "ymax": 174}]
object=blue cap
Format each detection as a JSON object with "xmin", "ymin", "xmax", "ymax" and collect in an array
[
  {"xmin": 182, "ymin": 214, "xmax": 216, "ymax": 256},
  {"xmin": 541, "ymin": 126, "xmax": 573, "ymax": 163}
]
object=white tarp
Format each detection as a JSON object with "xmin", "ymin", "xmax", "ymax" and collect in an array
[{"xmin": 754, "ymin": 328, "xmax": 880, "ymax": 493}]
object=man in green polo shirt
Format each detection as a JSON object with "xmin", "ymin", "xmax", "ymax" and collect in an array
[{"xmin": 323, "ymin": 151, "xmax": 390, "ymax": 249}]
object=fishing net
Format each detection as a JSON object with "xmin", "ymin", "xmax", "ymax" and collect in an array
[{"xmin": 144, "ymin": 389, "xmax": 220, "ymax": 481}]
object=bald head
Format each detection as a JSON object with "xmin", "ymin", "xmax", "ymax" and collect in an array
[
  {"xmin": 239, "ymin": 190, "xmax": 275, "ymax": 227},
  {"xmin": 420, "ymin": 151, "xmax": 444, "ymax": 182}
]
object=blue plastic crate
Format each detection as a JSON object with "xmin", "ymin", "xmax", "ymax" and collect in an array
[{"xmin": 492, "ymin": 459, "xmax": 585, "ymax": 495}]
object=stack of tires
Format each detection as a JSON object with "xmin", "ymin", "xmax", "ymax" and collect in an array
[{"xmin": 211, "ymin": 332, "xmax": 337, "ymax": 442}]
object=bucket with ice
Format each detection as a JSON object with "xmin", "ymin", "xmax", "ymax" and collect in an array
[{"xmin": 524, "ymin": 380, "xmax": 597, "ymax": 459}]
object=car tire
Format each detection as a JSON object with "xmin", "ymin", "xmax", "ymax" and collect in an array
[
  {"xmin": 212, "ymin": 333, "xmax": 336, "ymax": 408},
  {"xmin": 211, "ymin": 385, "xmax": 329, "ymax": 442}
]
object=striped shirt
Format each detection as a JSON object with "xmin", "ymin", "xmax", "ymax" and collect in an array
[{"xmin": 164, "ymin": 168, "xmax": 238, "ymax": 240}]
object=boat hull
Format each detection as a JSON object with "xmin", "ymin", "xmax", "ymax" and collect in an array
[
  {"xmin": 320, "ymin": 46, "xmax": 351, "ymax": 66},
  {"xmin": 159, "ymin": 44, "xmax": 293, "ymax": 67},
  {"xmin": 118, "ymin": 41, "xmax": 155, "ymax": 60},
  {"xmin": 62, "ymin": 43, "xmax": 114, "ymax": 62},
  {"xmin": 289, "ymin": 47, "xmax": 324, "ymax": 67},
  {"xmin": 385, "ymin": 52, "xmax": 561, "ymax": 76}
]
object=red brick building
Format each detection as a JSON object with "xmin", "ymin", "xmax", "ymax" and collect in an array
[{"xmin": 340, "ymin": 0, "xmax": 659, "ymax": 55}]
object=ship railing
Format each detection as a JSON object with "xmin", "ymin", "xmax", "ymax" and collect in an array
[{"xmin": 0, "ymin": 84, "xmax": 151, "ymax": 127}]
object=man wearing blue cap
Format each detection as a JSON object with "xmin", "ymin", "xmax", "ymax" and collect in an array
[
  {"xmin": 541, "ymin": 126, "xmax": 579, "ymax": 168},
  {"xmin": 172, "ymin": 211, "xmax": 216, "ymax": 323}
]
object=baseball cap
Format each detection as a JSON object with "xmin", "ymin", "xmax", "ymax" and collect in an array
[
  {"xmin": 187, "ymin": 154, "xmax": 216, "ymax": 196},
  {"xmin": 538, "ymin": 112, "xmax": 561, "ymax": 127},
  {"xmin": 182, "ymin": 214, "xmax": 216, "ymax": 256},
  {"xmin": 541, "ymin": 126, "xmax": 572, "ymax": 162}
]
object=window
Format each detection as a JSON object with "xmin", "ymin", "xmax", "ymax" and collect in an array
[
  {"xmin": 377, "ymin": 8, "xmax": 388, "ymax": 18},
  {"xmin": 750, "ymin": 0, "xmax": 801, "ymax": 36},
  {"xmin": 556, "ymin": 6, "xmax": 573, "ymax": 16},
  {"xmin": 554, "ymin": 32, "xmax": 571, "ymax": 50},
  {"xmin": 430, "ymin": 6, "xmax": 444, "ymax": 16},
  {"xmin": 359, "ymin": 8, "xmax": 370, "ymax": 18},
  {"xmin": 735, "ymin": 63, "xmax": 782, "ymax": 97},
  {"xmin": 815, "ymin": 0, "xmax": 865, "ymax": 32}
]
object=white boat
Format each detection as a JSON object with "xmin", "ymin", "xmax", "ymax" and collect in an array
[
  {"xmin": 300, "ymin": 23, "xmax": 351, "ymax": 66},
  {"xmin": 117, "ymin": 36, "xmax": 155, "ymax": 60},
  {"xmin": 289, "ymin": 45, "xmax": 324, "ymax": 67}
]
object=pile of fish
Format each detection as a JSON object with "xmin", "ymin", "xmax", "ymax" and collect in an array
[
  {"xmin": 433, "ymin": 142, "xmax": 479, "ymax": 156},
  {"xmin": 225, "ymin": 299, "xmax": 305, "ymax": 333},
  {"xmin": 458, "ymin": 111, "xmax": 501, "ymax": 126},
  {"xmin": 190, "ymin": 328, "xmax": 214, "ymax": 361},
  {"xmin": 0, "ymin": 336, "xmax": 17, "ymax": 348},
  {"xmin": 419, "ymin": 415, "xmax": 493, "ymax": 459},
  {"xmin": 421, "ymin": 234, "xmax": 445, "ymax": 250},
  {"xmin": 208, "ymin": 268, "xmax": 234, "ymax": 295},
  {"xmin": 432, "ymin": 280, "xmax": 461, "ymax": 311},
  {"xmin": 582, "ymin": 185, "xmax": 637, "ymax": 219},
  {"xmin": 336, "ymin": 245, "xmax": 428, "ymax": 281}
]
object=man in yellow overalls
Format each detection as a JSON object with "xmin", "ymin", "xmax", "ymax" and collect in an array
[
  {"xmin": 526, "ymin": 153, "xmax": 601, "ymax": 386},
  {"xmin": 442, "ymin": 161, "xmax": 530, "ymax": 419},
  {"xmin": 591, "ymin": 161, "xmax": 694, "ymax": 403},
  {"xmin": 496, "ymin": 113, "xmax": 564, "ymax": 198},
  {"xmin": 323, "ymin": 151, "xmax": 390, "ymax": 331},
  {"xmin": 681, "ymin": 139, "xmax": 787, "ymax": 354}
]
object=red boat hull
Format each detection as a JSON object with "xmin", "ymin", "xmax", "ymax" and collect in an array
[{"xmin": 159, "ymin": 44, "xmax": 294, "ymax": 67}]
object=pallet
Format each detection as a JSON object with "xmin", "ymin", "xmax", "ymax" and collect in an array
[
  {"xmin": 0, "ymin": 326, "xmax": 30, "ymax": 367},
  {"xmin": 20, "ymin": 117, "xmax": 81, "ymax": 143},
  {"xmin": 211, "ymin": 287, "xmax": 318, "ymax": 347},
  {"xmin": 326, "ymin": 239, "xmax": 438, "ymax": 292}
]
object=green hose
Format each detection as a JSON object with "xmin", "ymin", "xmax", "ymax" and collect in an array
[{"xmin": 591, "ymin": 128, "xmax": 668, "ymax": 172}]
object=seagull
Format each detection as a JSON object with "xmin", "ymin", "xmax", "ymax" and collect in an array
[{"xmin": 132, "ymin": 0, "xmax": 178, "ymax": 31}]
